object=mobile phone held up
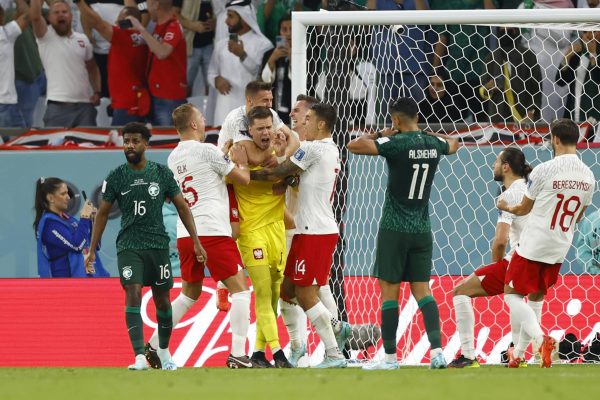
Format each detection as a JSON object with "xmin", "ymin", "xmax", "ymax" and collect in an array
[
  {"xmin": 118, "ymin": 19, "xmax": 133, "ymax": 30},
  {"xmin": 229, "ymin": 33, "xmax": 238, "ymax": 42},
  {"xmin": 276, "ymin": 35, "xmax": 287, "ymax": 49}
]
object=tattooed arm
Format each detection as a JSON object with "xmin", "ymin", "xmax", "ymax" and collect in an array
[{"xmin": 250, "ymin": 159, "xmax": 303, "ymax": 181}]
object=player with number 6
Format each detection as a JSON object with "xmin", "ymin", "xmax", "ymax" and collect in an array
[{"xmin": 86, "ymin": 122, "xmax": 206, "ymax": 371}]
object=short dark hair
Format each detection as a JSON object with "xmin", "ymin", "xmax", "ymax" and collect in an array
[
  {"xmin": 296, "ymin": 94, "xmax": 319, "ymax": 107},
  {"xmin": 389, "ymin": 97, "xmax": 418, "ymax": 119},
  {"xmin": 310, "ymin": 103, "xmax": 337, "ymax": 131},
  {"xmin": 122, "ymin": 122, "xmax": 151, "ymax": 141},
  {"xmin": 245, "ymin": 81, "xmax": 273, "ymax": 97},
  {"xmin": 122, "ymin": 6, "xmax": 142, "ymax": 21},
  {"xmin": 247, "ymin": 106, "xmax": 273, "ymax": 126},
  {"xmin": 279, "ymin": 13, "xmax": 291, "ymax": 32},
  {"xmin": 550, "ymin": 118, "xmax": 579, "ymax": 146},
  {"xmin": 500, "ymin": 147, "xmax": 533, "ymax": 182}
]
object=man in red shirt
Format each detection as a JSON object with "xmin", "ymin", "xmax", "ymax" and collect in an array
[
  {"xmin": 130, "ymin": 0, "xmax": 187, "ymax": 126},
  {"xmin": 76, "ymin": 1, "xmax": 149, "ymax": 126}
]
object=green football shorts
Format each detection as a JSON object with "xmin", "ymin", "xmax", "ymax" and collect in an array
[
  {"xmin": 117, "ymin": 249, "xmax": 173, "ymax": 289},
  {"xmin": 372, "ymin": 229, "xmax": 433, "ymax": 283}
]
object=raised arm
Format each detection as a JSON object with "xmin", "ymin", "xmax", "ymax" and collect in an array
[
  {"xmin": 127, "ymin": 15, "xmax": 174, "ymax": 60},
  {"xmin": 76, "ymin": 0, "xmax": 114, "ymax": 42},
  {"xmin": 497, "ymin": 195, "xmax": 534, "ymax": 216},
  {"xmin": 424, "ymin": 131, "xmax": 459, "ymax": 154},
  {"xmin": 30, "ymin": 0, "xmax": 47, "ymax": 38}
]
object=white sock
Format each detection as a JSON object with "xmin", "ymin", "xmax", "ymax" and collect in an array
[
  {"xmin": 453, "ymin": 295, "xmax": 475, "ymax": 360},
  {"xmin": 430, "ymin": 347, "xmax": 443, "ymax": 359},
  {"xmin": 384, "ymin": 353, "xmax": 397, "ymax": 363},
  {"xmin": 279, "ymin": 298, "xmax": 307, "ymax": 350},
  {"xmin": 157, "ymin": 347, "xmax": 172, "ymax": 364},
  {"xmin": 515, "ymin": 299, "xmax": 544, "ymax": 358},
  {"xmin": 230, "ymin": 290, "xmax": 251, "ymax": 357},
  {"xmin": 510, "ymin": 309, "xmax": 521, "ymax": 347},
  {"xmin": 505, "ymin": 294, "xmax": 544, "ymax": 358},
  {"xmin": 217, "ymin": 281, "xmax": 227, "ymax": 290},
  {"xmin": 529, "ymin": 299, "xmax": 543, "ymax": 324},
  {"xmin": 150, "ymin": 293, "xmax": 196, "ymax": 349},
  {"xmin": 305, "ymin": 301, "xmax": 341, "ymax": 358},
  {"xmin": 318, "ymin": 285, "xmax": 339, "ymax": 319}
]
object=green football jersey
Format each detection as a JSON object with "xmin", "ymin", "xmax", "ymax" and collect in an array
[
  {"xmin": 374, "ymin": 131, "xmax": 449, "ymax": 234},
  {"xmin": 102, "ymin": 160, "xmax": 181, "ymax": 253}
]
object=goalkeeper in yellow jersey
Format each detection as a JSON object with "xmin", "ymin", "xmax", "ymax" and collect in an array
[{"xmin": 229, "ymin": 106, "xmax": 298, "ymax": 368}]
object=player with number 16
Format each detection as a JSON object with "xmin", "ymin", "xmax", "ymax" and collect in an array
[{"xmin": 85, "ymin": 122, "xmax": 206, "ymax": 371}]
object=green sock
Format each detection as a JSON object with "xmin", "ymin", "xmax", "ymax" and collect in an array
[
  {"xmin": 156, "ymin": 306, "xmax": 173, "ymax": 350},
  {"xmin": 125, "ymin": 306, "xmax": 144, "ymax": 355},
  {"xmin": 381, "ymin": 300, "xmax": 399, "ymax": 355},
  {"xmin": 417, "ymin": 296, "xmax": 442, "ymax": 349}
]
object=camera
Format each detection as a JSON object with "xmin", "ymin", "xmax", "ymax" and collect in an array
[{"xmin": 118, "ymin": 19, "xmax": 133, "ymax": 30}]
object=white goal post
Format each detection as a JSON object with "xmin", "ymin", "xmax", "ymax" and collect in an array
[{"xmin": 290, "ymin": 8, "xmax": 600, "ymax": 366}]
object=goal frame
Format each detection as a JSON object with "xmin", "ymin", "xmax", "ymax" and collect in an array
[{"xmin": 291, "ymin": 8, "xmax": 600, "ymax": 102}]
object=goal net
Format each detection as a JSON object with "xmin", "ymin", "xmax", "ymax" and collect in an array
[{"xmin": 292, "ymin": 8, "xmax": 600, "ymax": 366}]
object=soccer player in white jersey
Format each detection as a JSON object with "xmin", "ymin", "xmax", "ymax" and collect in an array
[
  {"xmin": 449, "ymin": 147, "xmax": 534, "ymax": 368},
  {"xmin": 498, "ymin": 119, "xmax": 595, "ymax": 368},
  {"xmin": 218, "ymin": 80, "xmax": 298, "ymax": 164},
  {"xmin": 145, "ymin": 103, "xmax": 256, "ymax": 369},
  {"xmin": 251, "ymin": 103, "xmax": 348, "ymax": 368}
]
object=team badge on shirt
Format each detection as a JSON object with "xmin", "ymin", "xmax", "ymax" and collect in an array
[
  {"xmin": 294, "ymin": 148, "xmax": 305, "ymax": 161},
  {"xmin": 122, "ymin": 266, "xmax": 133, "ymax": 280},
  {"xmin": 253, "ymin": 248, "xmax": 264, "ymax": 260},
  {"xmin": 148, "ymin": 182, "xmax": 160, "ymax": 198},
  {"xmin": 77, "ymin": 40, "xmax": 85, "ymax": 48}
]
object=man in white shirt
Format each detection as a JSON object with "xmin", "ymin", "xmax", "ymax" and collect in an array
[
  {"xmin": 250, "ymin": 103, "xmax": 348, "ymax": 369},
  {"xmin": 31, "ymin": 0, "xmax": 101, "ymax": 128},
  {"xmin": 217, "ymin": 81, "xmax": 298, "ymax": 163},
  {"xmin": 449, "ymin": 147, "xmax": 533, "ymax": 369},
  {"xmin": 207, "ymin": 0, "xmax": 272, "ymax": 125},
  {"xmin": 499, "ymin": 118, "xmax": 596, "ymax": 368},
  {"xmin": 146, "ymin": 103, "xmax": 255, "ymax": 369},
  {"xmin": 0, "ymin": 0, "xmax": 27, "ymax": 127}
]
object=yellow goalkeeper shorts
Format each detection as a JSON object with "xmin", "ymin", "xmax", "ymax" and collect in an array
[{"xmin": 237, "ymin": 220, "xmax": 286, "ymax": 271}]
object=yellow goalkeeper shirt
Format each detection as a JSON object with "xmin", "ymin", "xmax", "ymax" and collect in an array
[{"xmin": 233, "ymin": 166, "xmax": 285, "ymax": 233}]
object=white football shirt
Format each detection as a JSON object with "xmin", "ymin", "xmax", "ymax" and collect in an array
[
  {"xmin": 290, "ymin": 138, "xmax": 341, "ymax": 235},
  {"xmin": 497, "ymin": 179, "xmax": 528, "ymax": 262},
  {"xmin": 167, "ymin": 140, "xmax": 235, "ymax": 238},
  {"xmin": 217, "ymin": 105, "xmax": 285, "ymax": 150},
  {"xmin": 517, "ymin": 154, "xmax": 595, "ymax": 264},
  {"xmin": 37, "ymin": 27, "xmax": 94, "ymax": 103}
]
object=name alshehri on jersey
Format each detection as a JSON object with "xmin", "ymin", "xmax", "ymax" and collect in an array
[
  {"xmin": 102, "ymin": 161, "xmax": 180, "ymax": 253},
  {"xmin": 374, "ymin": 131, "xmax": 449, "ymax": 234}
]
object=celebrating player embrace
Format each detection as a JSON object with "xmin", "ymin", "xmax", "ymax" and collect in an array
[{"xmin": 251, "ymin": 103, "xmax": 349, "ymax": 368}]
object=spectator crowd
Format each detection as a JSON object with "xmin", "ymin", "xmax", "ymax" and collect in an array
[{"xmin": 1, "ymin": 0, "xmax": 600, "ymax": 131}]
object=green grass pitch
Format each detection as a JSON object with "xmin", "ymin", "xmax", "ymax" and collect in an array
[{"xmin": 2, "ymin": 365, "xmax": 600, "ymax": 400}]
